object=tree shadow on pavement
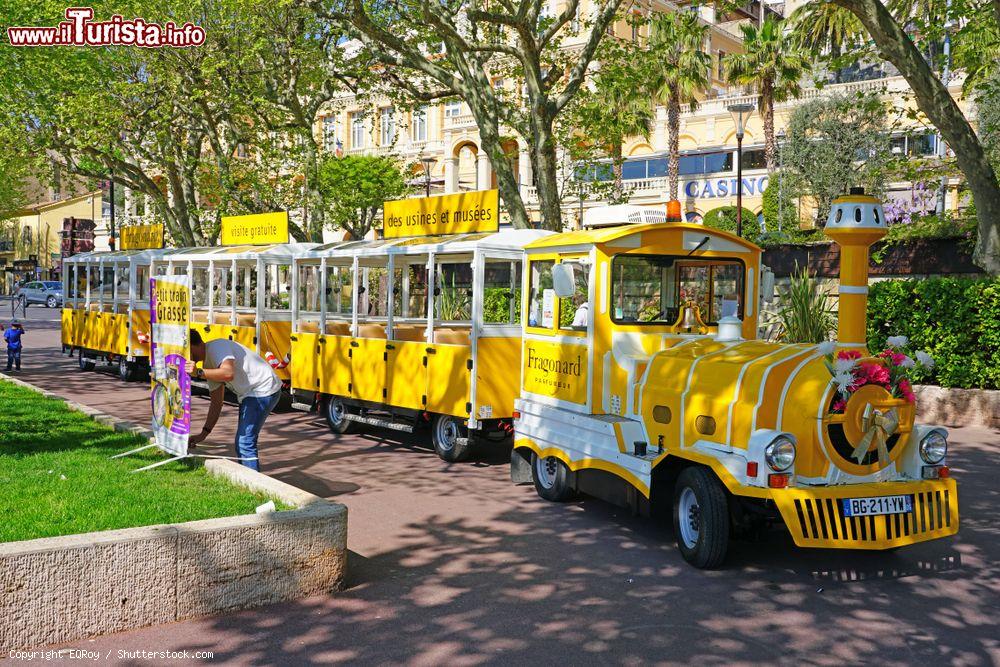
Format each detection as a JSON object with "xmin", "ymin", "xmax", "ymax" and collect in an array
[{"xmin": 160, "ymin": 428, "xmax": 1000, "ymax": 666}]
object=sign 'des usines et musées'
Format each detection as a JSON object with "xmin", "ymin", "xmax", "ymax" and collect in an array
[{"xmin": 383, "ymin": 190, "xmax": 499, "ymax": 239}]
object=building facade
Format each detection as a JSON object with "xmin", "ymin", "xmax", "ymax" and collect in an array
[{"xmin": 1, "ymin": 191, "xmax": 107, "ymax": 292}]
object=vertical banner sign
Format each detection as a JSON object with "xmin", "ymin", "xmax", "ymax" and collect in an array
[
  {"xmin": 220, "ymin": 211, "xmax": 290, "ymax": 245},
  {"xmin": 149, "ymin": 275, "xmax": 192, "ymax": 457},
  {"xmin": 383, "ymin": 189, "xmax": 500, "ymax": 238}
]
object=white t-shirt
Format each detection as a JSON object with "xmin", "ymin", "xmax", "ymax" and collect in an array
[
  {"xmin": 204, "ymin": 339, "xmax": 282, "ymax": 403},
  {"xmin": 572, "ymin": 302, "xmax": 589, "ymax": 328}
]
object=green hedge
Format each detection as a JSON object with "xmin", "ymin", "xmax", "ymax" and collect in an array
[{"xmin": 867, "ymin": 277, "xmax": 1000, "ymax": 390}]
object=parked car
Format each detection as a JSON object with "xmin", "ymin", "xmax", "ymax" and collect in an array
[{"xmin": 16, "ymin": 280, "xmax": 63, "ymax": 308}]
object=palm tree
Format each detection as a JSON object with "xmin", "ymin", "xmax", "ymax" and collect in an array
[
  {"xmin": 575, "ymin": 54, "xmax": 655, "ymax": 203},
  {"xmin": 648, "ymin": 12, "xmax": 711, "ymax": 201},
  {"xmin": 725, "ymin": 17, "xmax": 811, "ymax": 172},
  {"xmin": 788, "ymin": 2, "xmax": 865, "ymax": 79}
]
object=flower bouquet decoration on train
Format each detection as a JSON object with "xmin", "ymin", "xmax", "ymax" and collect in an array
[{"xmin": 823, "ymin": 336, "xmax": 936, "ymax": 466}]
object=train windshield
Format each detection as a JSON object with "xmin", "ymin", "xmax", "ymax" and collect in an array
[{"xmin": 610, "ymin": 254, "xmax": 744, "ymax": 326}]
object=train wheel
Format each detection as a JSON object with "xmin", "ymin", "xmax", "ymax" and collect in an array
[
  {"xmin": 431, "ymin": 414, "xmax": 470, "ymax": 462},
  {"xmin": 673, "ymin": 466, "xmax": 730, "ymax": 569},
  {"xmin": 78, "ymin": 350, "xmax": 95, "ymax": 372},
  {"xmin": 324, "ymin": 396, "xmax": 354, "ymax": 435},
  {"xmin": 531, "ymin": 452, "xmax": 575, "ymax": 502},
  {"xmin": 118, "ymin": 357, "xmax": 134, "ymax": 381}
]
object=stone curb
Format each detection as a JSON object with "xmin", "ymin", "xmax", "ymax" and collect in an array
[
  {"xmin": 914, "ymin": 384, "xmax": 1000, "ymax": 430},
  {"xmin": 0, "ymin": 373, "xmax": 348, "ymax": 653}
]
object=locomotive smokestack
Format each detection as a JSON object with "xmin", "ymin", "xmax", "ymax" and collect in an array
[{"xmin": 824, "ymin": 188, "xmax": 887, "ymax": 347}]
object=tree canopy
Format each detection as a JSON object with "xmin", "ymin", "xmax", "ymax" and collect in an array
[
  {"xmin": 782, "ymin": 92, "xmax": 891, "ymax": 225},
  {"xmin": 315, "ymin": 154, "xmax": 410, "ymax": 240},
  {"xmin": 568, "ymin": 37, "xmax": 654, "ymax": 204},
  {"xmin": 0, "ymin": 0, "xmax": 370, "ymax": 244}
]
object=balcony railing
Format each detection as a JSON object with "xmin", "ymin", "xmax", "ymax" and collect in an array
[
  {"xmin": 344, "ymin": 140, "xmax": 447, "ymax": 158},
  {"xmin": 445, "ymin": 113, "xmax": 478, "ymax": 129},
  {"xmin": 683, "ymin": 75, "xmax": 916, "ymax": 118}
]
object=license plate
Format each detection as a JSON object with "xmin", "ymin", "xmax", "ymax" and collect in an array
[{"xmin": 842, "ymin": 494, "xmax": 913, "ymax": 517}]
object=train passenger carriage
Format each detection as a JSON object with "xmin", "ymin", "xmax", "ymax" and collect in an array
[
  {"xmin": 61, "ymin": 249, "xmax": 167, "ymax": 379},
  {"xmin": 290, "ymin": 229, "xmax": 551, "ymax": 461},
  {"xmin": 149, "ymin": 243, "xmax": 316, "ymax": 386}
]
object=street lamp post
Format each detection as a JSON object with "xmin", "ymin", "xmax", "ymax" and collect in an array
[
  {"xmin": 421, "ymin": 157, "xmax": 435, "ymax": 198},
  {"xmin": 776, "ymin": 128, "xmax": 786, "ymax": 233},
  {"xmin": 108, "ymin": 171, "xmax": 116, "ymax": 251},
  {"xmin": 727, "ymin": 103, "xmax": 755, "ymax": 238}
]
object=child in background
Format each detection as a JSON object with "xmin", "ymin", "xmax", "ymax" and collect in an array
[{"xmin": 4, "ymin": 320, "xmax": 25, "ymax": 372}]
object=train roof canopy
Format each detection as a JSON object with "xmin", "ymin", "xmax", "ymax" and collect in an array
[
  {"xmin": 63, "ymin": 248, "xmax": 172, "ymax": 264},
  {"xmin": 155, "ymin": 242, "xmax": 318, "ymax": 262},
  {"xmin": 524, "ymin": 221, "xmax": 761, "ymax": 254},
  {"xmin": 302, "ymin": 228, "xmax": 553, "ymax": 259}
]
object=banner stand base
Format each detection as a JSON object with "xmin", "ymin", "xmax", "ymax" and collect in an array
[
  {"xmin": 119, "ymin": 450, "xmax": 258, "ymax": 473},
  {"xmin": 110, "ymin": 443, "xmax": 158, "ymax": 459},
  {"xmin": 131, "ymin": 455, "xmax": 188, "ymax": 473}
]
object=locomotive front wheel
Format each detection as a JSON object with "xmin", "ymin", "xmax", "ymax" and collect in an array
[{"xmin": 673, "ymin": 466, "xmax": 730, "ymax": 569}]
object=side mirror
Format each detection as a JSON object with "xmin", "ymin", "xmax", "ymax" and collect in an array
[
  {"xmin": 761, "ymin": 266, "xmax": 775, "ymax": 304},
  {"xmin": 552, "ymin": 263, "xmax": 576, "ymax": 299}
]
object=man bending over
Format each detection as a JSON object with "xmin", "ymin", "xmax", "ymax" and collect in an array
[{"xmin": 185, "ymin": 331, "xmax": 282, "ymax": 471}]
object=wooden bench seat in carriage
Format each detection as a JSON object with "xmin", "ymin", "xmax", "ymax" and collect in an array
[
  {"xmin": 357, "ymin": 323, "xmax": 387, "ymax": 339},
  {"xmin": 298, "ymin": 320, "xmax": 321, "ymax": 334},
  {"xmin": 433, "ymin": 327, "xmax": 471, "ymax": 346},
  {"xmin": 390, "ymin": 324, "xmax": 427, "ymax": 343},
  {"xmin": 324, "ymin": 321, "xmax": 351, "ymax": 336}
]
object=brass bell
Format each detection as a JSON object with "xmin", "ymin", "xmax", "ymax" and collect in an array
[{"xmin": 682, "ymin": 304, "xmax": 697, "ymax": 330}]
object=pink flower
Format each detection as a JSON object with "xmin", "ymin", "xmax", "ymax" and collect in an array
[
  {"xmin": 831, "ymin": 399, "xmax": 847, "ymax": 413},
  {"xmin": 878, "ymin": 350, "xmax": 907, "ymax": 366},
  {"xmin": 837, "ymin": 350, "xmax": 862, "ymax": 361},
  {"xmin": 852, "ymin": 362, "xmax": 891, "ymax": 390},
  {"xmin": 898, "ymin": 378, "xmax": 916, "ymax": 403}
]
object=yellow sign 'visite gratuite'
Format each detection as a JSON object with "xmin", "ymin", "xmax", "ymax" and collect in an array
[{"xmin": 220, "ymin": 211, "xmax": 289, "ymax": 246}]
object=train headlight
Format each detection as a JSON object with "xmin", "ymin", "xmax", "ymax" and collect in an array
[
  {"xmin": 764, "ymin": 436, "xmax": 796, "ymax": 472},
  {"xmin": 919, "ymin": 431, "xmax": 948, "ymax": 464}
]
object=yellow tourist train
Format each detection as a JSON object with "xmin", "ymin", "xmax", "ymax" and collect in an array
[
  {"xmin": 509, "ymin": 192, "xmax": 958, "ymax": 567},
  {"xmin": 59, "ymin": 191, "xmax": 958, "ymax": 567},
  {"xmin": 61, "ymin": 249, "xmax": 166, "ymax": 379}
]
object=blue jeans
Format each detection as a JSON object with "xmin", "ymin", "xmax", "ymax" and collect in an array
[
  {"xmin": 235, "ymin": 391, "xmax": 280, "ymax": 471},
  {"xmin": 6, "ymin": 348, "xmax": 20, "ymax": 371}
]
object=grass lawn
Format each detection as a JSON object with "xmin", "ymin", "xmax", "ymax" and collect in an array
[{"xmin": 0, "ymin": 380, "xmax": 286, "ymax": 543}]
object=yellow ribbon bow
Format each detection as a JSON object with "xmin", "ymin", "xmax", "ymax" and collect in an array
[{"xmin": 851, "ymin": 404, "xmax": 899, "ymax": 466}]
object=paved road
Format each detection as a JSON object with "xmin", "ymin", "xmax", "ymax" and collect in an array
[{"xmin": 5, "ymin": 309, "xmax": 1000, "ymax": 665}]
